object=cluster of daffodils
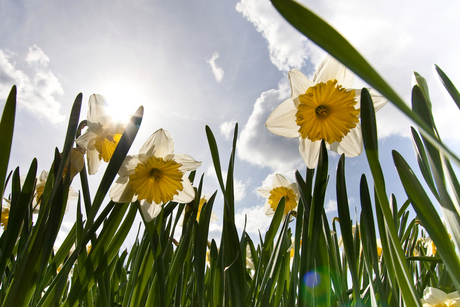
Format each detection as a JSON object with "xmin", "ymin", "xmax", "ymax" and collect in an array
[{"xmin": 265, "ymin": 55, "xmax": 387, "ymax": 168}]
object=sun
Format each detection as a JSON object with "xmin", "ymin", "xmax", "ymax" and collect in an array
[{"xmin": 97, "ymin": 82, "xmax": 146, "ymax": 124}]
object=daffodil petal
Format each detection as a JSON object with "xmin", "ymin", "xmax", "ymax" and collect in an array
[
  {"xmin": 422, "ymin": 287, "xmax": 449, "ymax": 305},
  {"xmin": 109, "ymin": 176, "xmax": 137, "ymax": 203},
  {"xmin": 299, "ymin": 137, "xmax": 321, "ymax": 169},
  {"xmin": 140, "ymin": 128, "xmax": 174, "ymax": 158},
  {"xmin": 173, "ymin": 175, "xmax": 195, "ymax": 204},
  {"xmin": 75, "ymin": 130, "xmax": 98, "ymax": 150},
  {"xmin": 170, "ymin": 153, "xmax": 202, "ymax": 172},
  {"xmin": 257, "ymin": 186, "xmax": 273, "ymax": 198},
  {"xmin": 272, "ymin": 173, "xmax": 292, "ymax": 188},
  {"xmin": 354, "ymin": 88, "xmax": 388, "ymax": 115},
  {"xmin": 264, "ymin": 201, "xmax": 275, "ymax": 216},
  {"xmin": 87, "ymin": 94, "xmax": 112, "ymax": 125},
  {"xmin": 86, "ymin": 149, "xmax": 101, "ymax": 175},
  {"xmin": 327, "ymin": 124, "xmax": 363, "ymax": 157},
  {"xmin": 289, "ymin": 69, "xmax": 315, "ymax": 98},
  {"xmin": 265, "ymin": 98, "xmax": 299, "ymax": 138},
  {"xmin": 139, "ymin": 200, "xmax": 162, "ymax": 222},
  {"xmin": 118, "ymin": 155, "xmax": 141, "ymax": 177},
  {"xmin": 313, "ymin": 55, "xmax": 354, "ymax": 88}
]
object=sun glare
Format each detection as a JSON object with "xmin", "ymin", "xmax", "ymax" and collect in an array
[{"xmin": 98, "ymin": 84, "xmax": 146, "ymax": 124}]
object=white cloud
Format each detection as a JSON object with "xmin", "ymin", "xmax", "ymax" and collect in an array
[
  {"xmin": 238, "ymin": 83, "xmax": 305, "ymax": 173},
  {"xmin": 236, "ymin": 0, "xmax": 323, "ymax": 71},
  {"xmin": 0, "ymin": 47, "xmax": 65, "ymax": 123},
  {"xmin": 206, "ymin": 52, "xmax": 224, "ymax": 82},
  {"xmin": 235, "ymin": 204, "xmax": 272, "ymax": 235},
  {"xmin": 25, "ymin": 44, "xmax": 50, "ymax": 67},
  {"xmin": 324, "ymin": 199, "xmax": 337, "ymax": 213},
  {"xmin": 220, "ymin": 120, "xmax": 237, "ymax": 140},
  {"xmin": 204, "ymin": 164, "xmax": 248, "ymax": 202}
]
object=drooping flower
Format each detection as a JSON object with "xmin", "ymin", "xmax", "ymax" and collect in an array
[
  {"xmin": 265, "ymin": 55, "xmax": 387, "ymax": 168},
  {"xmin": 1, "ymin": 199, "xmax": 11, "ymax": 230},
  {"xmin": 110, "ymin": 128, "xmax": 202, "ymax": 221},
  {"xmin": 21, "ymin": 170, "xmax": 78, "ymax": 214},
  {"xmin": 76, "ymin": 94, "xmax": 126, "ymax": 175},
  {"xmin": 257, "ymin": 174, "xmax": 299, "ymax": 217},
  {"xmin": 421, "ymin": 287, "xmax": 460, "ymax": 307}
]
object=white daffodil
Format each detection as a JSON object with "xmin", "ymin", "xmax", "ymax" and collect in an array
[
  {"xmin": 1, "ymin": 198, "xmax": 11, "ymax": 230},
  {"xmin": 109, "ymin": 128, "xmax": 202, "ymax": 221},
  {"xmin": 76, "ymin": 94, "xmax": 126, "ymax": 175},
  {"xmin": 180, "ymin": 193, "xmax": 218, "ymax": 226},
  {"xmin": 421, "ymin": 287, "xmax": 460, "ymax": 307},
  {"xmin": 265, "ymin": 55, "xmax": 387, "ymax": 168},
  {"xmin": 257, "ymin": 174, "xmax": 299, "ymax": 217}
]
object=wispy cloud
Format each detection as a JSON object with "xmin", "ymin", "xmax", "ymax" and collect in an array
[
  {"xmin": 236, "ymin": 0, "xmax": 322, "ymax": 71},
  {"xmin": 235, "ymin": 205, "xmax": 272, "ymax": 235},
  {"xmin": 207, "ymin": 52, "xmax": 224, "ymax": 82},
  {"xmin": 0, "ymin": 45, "xmax": 65, "ymax": 123},
  {"xmin": 219, "ymin": 120, "xmax": 237, "ymax": 140}
]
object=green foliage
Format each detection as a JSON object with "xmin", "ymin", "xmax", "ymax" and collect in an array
[{"xmin": 0, "ymin": 1, "xmax": 459, "ymax": 305}]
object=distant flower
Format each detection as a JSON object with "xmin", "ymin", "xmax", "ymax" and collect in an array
[
  {"xmin": 257, "ymin": 174, "xmax": 299, "ymax": 217},
  {"xmin": 265, "ymin": 55, "xmax": 387, "ymax": 168},
  {"xmin": 22, "ymin": 170, "xmax": 78, "ymax": 214},
  {"xmin": 76, "ymin": 94, "xmax": 126, "ymax": 175},
  {"xmin": 63, "ymin": 148, "xmax": 85, "ymax": 180},
  {"xmin": 424, "ymin": 236, "xmax": 437, "ymax": 256},
  {"xmin": 421, "ymin": 287, "xmax": 460, "ymax": 307},
  {"xmin": 110, "ymin": 129, "xmax": 202, "ymax": 221},
  {"xmin": 1, "ymin": 199, "xmax": 11, "ymax": 230},
  {"xmin": 181, "ymin": 193, "xmax": 218, "ymax": 226}
]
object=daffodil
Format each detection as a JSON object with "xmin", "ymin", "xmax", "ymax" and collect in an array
[
  {"xmin": 76, "ymin": 94, "xmax": 126, "ymax": 175},
  {"xmin": 22, "ymin": 170, "xmax": 78, "ymax": 214},
  {"xmin": 1, "ymin": 199, "xmax": 11, "ymax": 230},
  {"xmin": 265, "ymin": 55, "xmax": 387, "ymax": 168},
  {"xmin": 181, "ymin": 193, "xmax": 218, "ymax": 226},
  {"xmin": 257, "ymin": 174, "xmax": 299, "ymax": 217},
  {"xmin": 421, "ymin": 287, "xmax": 460, "ymax": 307},
  {"xmin": 110, "ymin": 128, "xmax": 202, "ymax": 221}
]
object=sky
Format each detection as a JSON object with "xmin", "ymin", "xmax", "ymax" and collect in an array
[{"xmin": 1, "ymin": 0, "xmax": 460, "ymax": 248}]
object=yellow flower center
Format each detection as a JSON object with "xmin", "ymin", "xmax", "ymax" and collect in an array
[
  {"xmin": 94, "ymin": 132, "xmax": 122, "ymax": 162},
  {"xmin": 295, "ymin": 79, "xmax": 359, "ymax": 144},
  {"xmin": 1, "ymin": 207, "xmax": 10, "ymax": 229},
  {"xmin": 129, "ymin": 156, "xmax": 183, "ymax": 204},
  {"xmin": 268, "ymin": 187, "xmax": 297, "ymax": 215}
]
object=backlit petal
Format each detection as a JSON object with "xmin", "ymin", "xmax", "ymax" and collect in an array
[
  {"xmin": 299, "ymin": 138, "xmax": 321, "ymax": 169},
  {"xmin": 87, "ymin": 149, "xmax": 101, "ymax": 175},
  {"xmin": 422, "ymin": 287, "xmax": 449, "ymax": 305},
  {"xmin": 265, "ymin": 98, "xmax": 299, "ymax": 138},
  {"xmin": 140, "ymin": 200, "xmax": 162, "ymax": 222},
  {"xmin": 140, "ymin": 128, "xmax": 174, "ymax": 158},
  {"xmin": 173, "ymin": 175, "xmax": 195, "ymax": 204},
  {"xmin": 328, "ymin": 124, "xmax": 363, "ymax": 157},
  {"xmin": 313, "ymin": 55, "xmax": 354, "ymax": 87},
  {"xmin": 354, "ymin": 88, "xmax": 387, "ymax": 115},
  {"xmin": 171, "ymin": 153, "xmax": 202, "ymax": 172},
  {"xmin": 272, "ymin": 174, "xmax": 292, "ymax": 188},
  {"xmin": 109, "ymin": 176, "xmax": 137, "ymax": 203},
  {"xmin": 289, "ymin": 69, "xmax": 315, "ymax": 98},
  {"xmin": 118, "ymin": 155, "xmax": 141, "ymax": 177},
  {"xmin": 87, "ymin": 94, "xmax": 111, "ymax": 125}
]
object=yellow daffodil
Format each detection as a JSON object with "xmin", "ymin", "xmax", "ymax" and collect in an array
[
  {"xmin": 257, "ymin": 174, "xmax": 299, "ymax": 217},
  {"xmin": 421, "ymin": 287, "xmax": 460, "ymax": 307},
  {"xmin": 1, "ymin": 199, "xmax": 11, "ymax": 230},
  {"xmin": 110, "ymin": 128, "xmax": 202, "ymax": 221},
  {"xmin": 22, "ymin": 170, "xmax": 78, "ymax": 214},
  {"xmin": 76, "ymin": 94, "xmax": 126, "ymax": 175},
  {"xmin": 265, "ymin": 55, "xmax": 387, "ymax": 168}
]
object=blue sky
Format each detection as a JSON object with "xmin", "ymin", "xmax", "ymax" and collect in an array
[{"xmin": 2, "ymin": 0, "xmax": 460, "ymax": 247}]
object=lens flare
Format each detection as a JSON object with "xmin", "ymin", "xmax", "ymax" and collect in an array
[{"xmin": 303, "ymin": 271, "xmax": 320, "ymax": 288}]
